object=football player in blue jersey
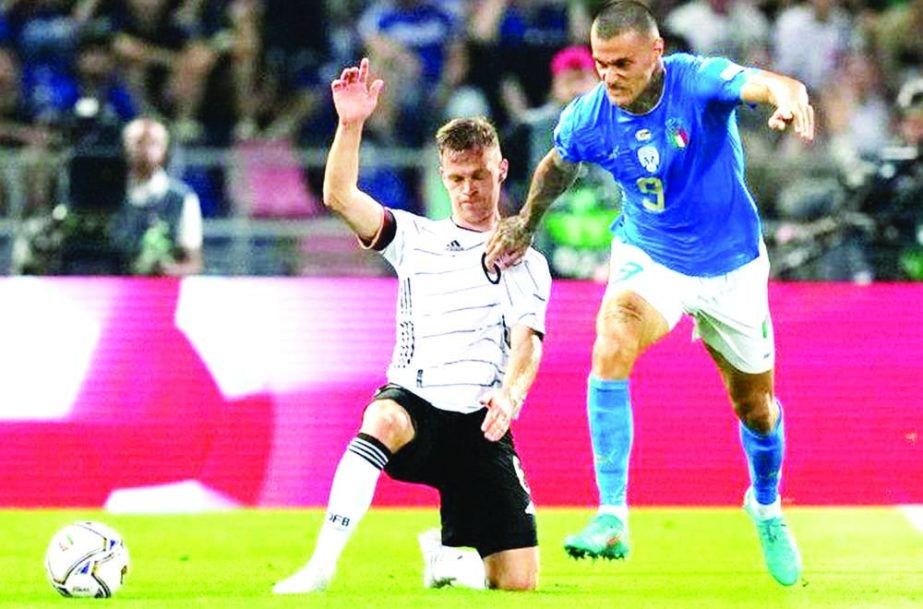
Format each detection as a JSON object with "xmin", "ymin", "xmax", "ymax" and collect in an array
[{"xmin": 485, "ymin": 0, "xmax": 813, "ymax": 586}]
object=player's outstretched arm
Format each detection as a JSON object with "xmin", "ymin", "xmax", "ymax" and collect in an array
[
  {"xmin": 480, "ymin": 325, "xmax": 543, "ymax": 442},
  {"xmin": 324, "ymin": 57, "xmax": 387, "ymax": 243},
  {"xmin": 740, "ymin": 69, "xmax": 815, "ymax": 142},
  {"xmin": 485, "ymin": 148, "xmax": 579, "ymax": 268}
]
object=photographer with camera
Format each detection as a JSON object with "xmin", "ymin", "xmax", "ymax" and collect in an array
[
  {"xmin": 110, "ymin": 116, "xmax": 203, "ymax": 276},
  {"xmin": 767, "ymin": 76, "xmax": 923, "ymax": 282},
  {"xmin": 856, "ymin": 78, "xmax": 923, "ymax": 280}
]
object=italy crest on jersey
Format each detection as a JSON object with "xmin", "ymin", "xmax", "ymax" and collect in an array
[
  {"xmin": 637, "ymin": 145, "xmax": 660, "ymax": 173},
  {"xmin": 666, "ymin": 118, "xmax": 690, "ymax": 149}
]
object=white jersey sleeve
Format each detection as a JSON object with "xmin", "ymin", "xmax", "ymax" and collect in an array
[
  {"xmin": 377, "ymin": 208, "xmax": 421, "ymax": 272},
  {"xmin": 500, "ymin": 250, "xmax": 551, "ymax": 337}
]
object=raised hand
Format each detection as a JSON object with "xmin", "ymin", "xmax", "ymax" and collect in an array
[{"xmin": 331, "ymin": 57, "xmax": 384, "ymax": 125}]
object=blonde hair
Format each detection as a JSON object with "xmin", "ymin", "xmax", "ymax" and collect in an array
[{"xmin": 435, "ymin": 117, "xmax": 500, "ymax": 156}]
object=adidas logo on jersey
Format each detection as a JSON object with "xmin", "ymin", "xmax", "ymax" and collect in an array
[{"xmin": 446, "ymin": 240, "xmax": 463, "ymax": 252}]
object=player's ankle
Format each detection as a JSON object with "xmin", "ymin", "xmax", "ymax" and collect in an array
[
  {"xmin": 745, "ymin": 488, "xmax": 782, "ymax": 520},
  {"xmin": 597, "ymin": 504, "xmax": 629, "ymax": 525}
]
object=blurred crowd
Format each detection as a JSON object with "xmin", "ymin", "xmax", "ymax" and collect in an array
[{"xmin": 0, "ymin": 0, "xmax": 920, "ymax": 280}]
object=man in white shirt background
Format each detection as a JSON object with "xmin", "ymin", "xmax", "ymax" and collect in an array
[{"xmin": 111, "ymin": 117, "xmax": 203, "ymax": 276}]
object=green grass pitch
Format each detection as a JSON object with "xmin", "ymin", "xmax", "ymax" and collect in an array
[{"xmin": 2, "ymin": 507, "xmax": 921, "ymax": 609}]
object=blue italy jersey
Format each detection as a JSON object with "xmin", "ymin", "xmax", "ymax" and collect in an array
[{"xmin": 554, "ymin": 53, "xmax": 761, "ymax": 276}]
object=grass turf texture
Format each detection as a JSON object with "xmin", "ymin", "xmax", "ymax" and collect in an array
[{"xmin": 2, "ymin": 507, "xmax": 921, "ymax": 609}]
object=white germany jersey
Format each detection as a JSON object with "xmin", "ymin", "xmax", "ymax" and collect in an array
[{"xmin": 378, "ymin": 209, "xmax": 552, "ymax": 414}]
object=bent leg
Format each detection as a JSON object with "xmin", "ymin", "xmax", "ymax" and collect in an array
[
  {"xmin": 591, "ymin": 291, "xmax": 669, "ymax": 500},
  {"xmin": 706, "ymin": 343, "xmax": 778, "ymax": 433},
  {"xmin": 592, "ymin": 290, "xmax": 671, "ymax": 380},
  {"xmin": 483, "ymin": 546, "xmax": 539, "ymax": 590},
  {"xmin": 707, "ymin": 345, "xmax": 782, "ymax": 503},
  {"xmin": 274, "ymin": 399, "xmax": 413, "ymax": 594},
  {"xmin": 359, "ymin": 398, "xmax": 416, "ymax": 452},
  {"xmin": 589, "ymin": 290, "xmax": 670, "ymax": 508},
  {"xmin": 706, "ymin": 346, "xmax": 801, "ymax": 585},
  {"xmin": 566, "ymin": 290, "xmax": 671, "ymax": 559},
  {"xmin": 319, "ymin": 398, "xmax": 415, "ymax": 548}
]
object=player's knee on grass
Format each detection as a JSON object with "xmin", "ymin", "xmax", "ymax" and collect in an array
[
  {"xmin": 360, "ymin": 399, "xmax": 414, "ymax": 452},
  {"xmin": 483, "ymin": 547, "xmax": 538, "ymax": 591}
]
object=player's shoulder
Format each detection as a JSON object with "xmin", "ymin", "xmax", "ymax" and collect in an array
[
  {"xmin": 559, "ymin": 83, "xmax": 607, "ymax": 128},
  {"xmin": 390, "ymin": 208, "xmax": 420, "ymax": 224},
  {"xmin": 391, "ymin": 208, "xmax": 434, "ymax": 231},
  {"xmin": 664, "ymin": 52, "xmax": 712, "ymax": 80},
  {"xmin": 515, "ymin": 247, "xmax": 552, "ymax": 285},
  {"xmin": 666, "ymin": 52, "xmax": 750, "ymax": 100},
  {"xmin": 664, "ymin": 52, "xmax": 699, "ymax": 69},
  {"xmin": 390, "ymin": 209, "xmax": 459, "ymax": 245},
  {"xmin": 523, "ymin": 246, "xmax": 550, "ymax": 266},
  {"xmin": 668, "ymin": 52, "xmax": 748, "ymax": 80}
]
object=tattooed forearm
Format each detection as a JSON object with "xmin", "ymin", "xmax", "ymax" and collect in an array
[{"xmin": 523, "ymin": 148, "xmax": 580, "ymax": 232}]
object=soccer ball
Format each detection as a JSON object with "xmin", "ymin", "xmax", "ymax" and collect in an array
[{"xmin": 44, "ymin": 521, "xmax": 130, "ymax": 598}]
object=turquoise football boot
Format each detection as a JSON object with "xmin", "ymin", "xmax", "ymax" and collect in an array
[
  {"xmin": 744, "ymin": 490, "xmax": 802, "ymax": 586},
  {"xmin": 563, "ymin": 514, "xmax": 630, "ymax": 560}
]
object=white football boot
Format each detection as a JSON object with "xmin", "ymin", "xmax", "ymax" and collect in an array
[{"xmin": 272, "ymin": 560, "xmax": 333, "ymax": 594}]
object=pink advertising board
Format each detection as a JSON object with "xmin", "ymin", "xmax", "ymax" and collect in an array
[{"xmin": 0, "ymin": 278, "xmax": 919, "ymax": 508}]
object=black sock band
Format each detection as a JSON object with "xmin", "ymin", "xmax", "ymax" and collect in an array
[{"xmin": 348, "ymin": 433, "xmax": 392, "ymax": 470}]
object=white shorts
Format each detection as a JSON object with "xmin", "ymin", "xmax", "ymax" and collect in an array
[{"xmin": 604, "ymin": 239, "xmax": 774, "ymax": 374}]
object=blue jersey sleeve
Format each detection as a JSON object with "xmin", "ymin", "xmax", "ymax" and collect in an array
[
  {"xmin": 689, "ymin": 56, "xmax": 753, "ymax": 106},
  {"xmin": 553, "ymin": 99, "xmax": 584, "ymax": 163},
  {"xmin": 552, "ymin": 86, "xmax": 609, "ymax": 164}
]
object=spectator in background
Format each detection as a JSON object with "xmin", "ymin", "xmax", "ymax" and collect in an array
[
  {"xmin": 860, "ymin": 79, "xmax": 923, "ymax": 279},
  {"xmin": 111, "ymin": 0, "xmax": 228, "ymax": 143},
  {"xmin": 352, "ymin": 0, "xmax": 469, "ymax": 213},
  {"xmin": 227, "ymin": 0, "xmax": 334, "ymax": 144},
  {"xmin": 822, "ymin": 51, "xmax": 891, "ymax": 166},
  {"xmin": 2, "ymin": 41, "xmax": 65, "ymax": 276},
  {"xmin": 110, "ymin": 116, "xmax": 203, "ymax": 275},
  {"xmin": 507, "ymin": 45, "xmax": 599, "ymax": 180},
  {"xmin": 771, "ymin": 0, "xmax": 855, "ymax": 93},
  {"xmin": 358, "ymin": 0, "xmax": 466, "ymax": 146},
  {"xmin": 72, "ymin": 27, "xmax": 136, "ymax": 123},
  {"xmin": 466, "ymin": 0, "xmax": 575, "ymax": 129},
  {"xmin": 5, "ymin": 0, "xmax": 91, "ymax": 127},
  {"xmin": 896, "ymin": 79, "xmax": 923, "ymax": 151},
  {"xmin": 504, "ymin": 44, "xmax": 621, "ymax": 279},
  {"xmin": 0, "ymin": 45, "xmax": 32, "ymax": 144},
  {"xmin": 870, "ymin": 0, "xmax": 923, "ymax": 93},
  {"xmin": 665, "ymin": 0, "xmax": 769, "ymax": 64},
  {"xmin": 763, "ymin": 51, "xmax": 891, "ymax": 283}
]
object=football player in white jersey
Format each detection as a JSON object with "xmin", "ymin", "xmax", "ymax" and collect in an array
[{"xmin": 273, "ymin": 58, "xmax": 552, "ymax": 595}]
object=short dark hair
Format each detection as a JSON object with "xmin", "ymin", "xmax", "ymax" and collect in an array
[
  {"xmin": 435, "ymin": 116, "xmax": 500, "ymax": 155},
  {"xmin": 593, "ymin": 0, "xmax": 659, "ymax": 40}
]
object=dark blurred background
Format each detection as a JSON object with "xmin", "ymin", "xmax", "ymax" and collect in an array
[{"xmin": 0, "ymin": 0, "xmax": 920, "ymax": 280}]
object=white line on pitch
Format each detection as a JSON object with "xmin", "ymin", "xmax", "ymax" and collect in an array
[{"xmin": 899, "ymin": 505, "xmax": 923, "ymax": 533}]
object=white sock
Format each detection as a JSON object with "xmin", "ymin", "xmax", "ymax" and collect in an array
[
  {"xmin": 598, "ymin": 504, "xmax": 629, "ymax": 527},
  {"xmin": 308, "ymin": 435, "xmax": 390, "ymax": 570},
  {"xmin": 433, "ymin": 547, "xmax": 486, "ymax": 590},
  {"xmin": 746, "ymin": 488, "xmax": 782, "ymax": 520}
]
